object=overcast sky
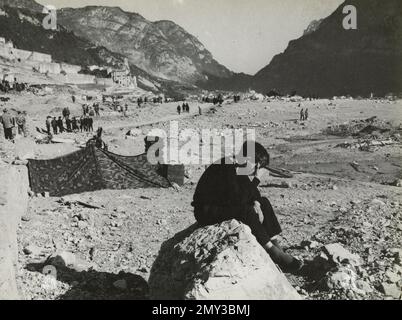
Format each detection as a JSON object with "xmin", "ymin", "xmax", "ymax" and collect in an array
[{"xmin": 37, "ymin": 0, "xmax": 344, "ymax": 75}]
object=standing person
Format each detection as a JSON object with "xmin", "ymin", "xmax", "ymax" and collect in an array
[
  {"xmin": 82, "ymin": 104, "xmax": 87, "ymax": 116},
  {"xmin": 84, "ymin": 116, "xmax": 89, "ymax": 132},
  {"xmin": 1, "ymin": 108, "xmax": 14, "ymax": 140},
  {"xmin": 300, "ymin": 108, "xmax": 304, "ymax": 121},
  {"xmin": 198, "ymin": 106, "xmax": 202, "ymax": 116},
  {"xmin": 192, "ymin": 141, "xmax": 303, "ymax": 274},
  {"xmin": 66, "ymin": 117, "xmax": 72, "ymax": 132},
  {"xmin": 51, "ymin": 117, "xmax": 58, "ymax": 135},
  {"xmin": 79, "ymin": 116, "xmax": 84, "ymax": 132},
  {"xmin": 62, "ymin": 107, "xmax": 70, "ymax": 120},
  {"xmin": 16, "ymin": 111, "xmax": 27, "ymax": 137},
  {"xmin": 46, "ymin": 116, "xmax": 52, "ymax": 135},
  {"xmin": 72, "ymin": 117, "xmax": 78, "ymax": 132},
  {"xmin": 88, "ymin": 116, "xmax": 94, "ymax": 132},
  {"xmin": 57, "ymin": 116, "xmax": 64, "ymax": 133},
  {"xmin": 72, "ymin": 95, "xmax": 76, "ymax": 103},
  {"xmin": 304, "ymin": 108, "xmax": 309, "ymax": 121},
  {"xmin": 89, "ymin": 107, "xmax": 95, "ymax": 117},
  {"xmin": 94, "ymin": 103, "xmax": 100, "ymax": 117},
  {"xmin": 177, "ymin": 105, "xmax": 181, "ymax": 115},
  {"xmin": 182, "ymin": 103, "xmax": 186, "ymax": 113}
]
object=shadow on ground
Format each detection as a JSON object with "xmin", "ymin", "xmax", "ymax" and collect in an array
[{"xmin": 26, "ymin": 262, "xmax": 149, "ymax": 300}]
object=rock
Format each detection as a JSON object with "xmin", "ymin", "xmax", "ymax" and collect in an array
[
  {"xmin": 324, "ymin": 243, "xmax": 362, "ymax": 267},
  {"xmin": 149, "ymin": 220, "xmax": 301, "ymax": 300},
  {"xmin": 42, "ymin": 192, "xmax": 50, "ymax": 198},
  {"xmin": 385, "ymin": 270, "xmax": 401, "ymax": 283},
  {"xmin": 389, "ymin": 248, "xmax": 402, "ymax": 265},
  {"xmin": 370, "ymin": 199, "xmax": 385, "ymax": 206},
  {"xmin": 77, "ymin": 221, "xmax": 88, "ymax": 230},
  {"xmin": 324, "ymin": 266, "xmax": 363, "ymax": 294},
  {"xmin": 113, "ymin": 279, "xmax": 128, "ymax": 291},
  {"xmin": 355, "ymin": 280, "xmax": 373, "ymax": 294},
  {"xmin": 76, "ymin": 212, "xmax": 90, "ymax": 221},
  {"xmin": 23, "ymin": 244, "xmax": 42, "ymax": 256},
  {"xmin": 339, "ymin": 207, "xmax": 348, "ymax": 214},
  {"xmin": 46, "ymin": 251, "xmax": 93, "ymax": 272},
  {"xmin": 393, "ymin": 179, "xmax": 402, "ymax": 187},
  {"xmin": 380, "ymin": 283, "xmax": 402, "ymax": 299},
  {"xmin": 332, "ymin": 185, "xmax": 338, "ymax": 190},
  {"xmin": 301, "ymin": 240, "xmax": 320, "ymax": 249},
  {"xmin": 12, "ymin": 159, "xmax": 28, "ymax": 166},
  {"xmin": 21, "ymin": 215, "xmax": 30, "ymax": 222},
  {"xmin": 280, "ymin": 181, "xmax": 292, "ymax": 188}
]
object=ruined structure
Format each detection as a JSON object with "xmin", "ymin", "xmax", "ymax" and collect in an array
[{"xmin": 0, "ymin": 37, "xmax": 100, "ymax": 85}]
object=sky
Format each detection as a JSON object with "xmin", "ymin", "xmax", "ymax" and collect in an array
[{"xmin": 37, "ymin": 0, "xmax": 344, "ymax": 75}]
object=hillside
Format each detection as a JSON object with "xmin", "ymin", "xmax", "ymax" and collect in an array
[
  {"xmin": 58, "ymin": 6, "xmax": 233, "ymax": 83},
  {"xmin": 251, "ymin": 0, "xmax": 402, "ymax": 97}
]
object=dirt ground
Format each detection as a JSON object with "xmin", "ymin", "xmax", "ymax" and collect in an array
[{"xmin": 1, "ymin": 88, "xmax": 401, "ymax": 300}]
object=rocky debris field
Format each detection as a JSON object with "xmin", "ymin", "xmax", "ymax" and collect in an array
[{"xmin": 3, "ymin": 94, "xmax": 401, "ymax": 300}]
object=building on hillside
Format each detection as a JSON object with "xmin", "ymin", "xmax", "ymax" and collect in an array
[{"xmin": 111, "ymin": 69, "xmax": 137, "ymax": 88}]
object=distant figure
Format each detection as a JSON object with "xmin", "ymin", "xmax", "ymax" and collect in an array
[
  {"xmin": 57, "ymin": 117, "xmax": 64, "ymax": 133},
  {"xmin": 62, "ymin": 107, "xmax": 70, "ymax": 119},
  {"xmin": 88, "ymin": 116, "xmax": 94, "ymax": 132},
  {"xmin": 80, "ymin": 116, "xmax": 85, "ymax": 132},
  {"xmin": 1, "ymin": 108, "xmax": 14, "ymax": 140},
  {"xmin": 304, "ymin": 108, "xmax": 309, "ymax": 121},
  {"xmin": 72, "ymin": 95, "xmax": 76, "ymax": 103},
  {"xmin": 177, "ymin": 105, "xmax": 181, "ymax": 115},
  {"xmin": 89, "ymin": 107, "xmax": 95, "ymax": 117},
  {"xmin": 46, "ymin": 116, "xmax": 52, "ymax": 135},
  {"xmin": 300, "ymin": 108, "xmax": 304, "ymax": 121},
  {"xmin": 186, "ymin": 103, "xmax": 190, "ymax": 113},
  {"xmin": 82, "ymin": 104, "xmax": 87, "ymax": 116},
  {"xmin": 16, "ymin": 111, "xmax": 27, "ymax": 137},
  {"xmin": 51, "ymin": 117, "xmax": 58, "ymax": 135},
  {"xmin": 66, "ymin": 117, "xmax": 72, "ymax": 132},
  {"xmin": 94, "ymin": 103, "xmax": 100, "ymax": 117},
  {"xmin": 198, "ymin": 106, "xmax": 202, "ymax": 116},
  {"xmin": 72, "ymin": 117, "xmax": 79, "ymax": 132}
]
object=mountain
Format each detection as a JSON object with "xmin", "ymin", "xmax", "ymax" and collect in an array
[
  {"xmin": 252, "ymin": 0, "xmax": 402, "ymax": 97},
  {"xmin": 0, "ymin": 0, "xmax": 43, "ymax": 12},
  {"xmin": 0, "ymin": 5, "xmax": 130, "ymax": 69},
  {"xmin": 57, "ymin": 6, "xmax": 233, "ymax": 84},
  {"xmin": 0, "ymin": 3, "xmax": 189, "ymax": 94}
]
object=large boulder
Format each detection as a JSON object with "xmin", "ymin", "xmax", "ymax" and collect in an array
[{"xmin": 149, "ymin": 219, "xmax": 301, "ymax": 300}]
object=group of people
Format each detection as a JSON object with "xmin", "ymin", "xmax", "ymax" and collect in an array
[
  {"xmin": 45, "ymin": 105, "xmax": 95, "ymax": 136},
  {"xmin": 82, "ymin": 103, "xmax": 100, "ymax": 117},
  {"xmin": 0, "ymin": 108, "xmax": 27, "ymax": 141},
  {"xmin": 299, "ymin": 107, "xmax": 309, "ymax": 121},
  {"xmin": 45, "ymin": 115, "xmax": 94, "ymax": 135},
  {"xmin": 0, "ymin": 78, "xmax": 27, "ymax": 93},
  {"xmin": 177, "ymin": 103, "xmax": 190, "ymax": 115},
  {"xmin": 233, "ymin": 95, "xmax": 241, "ymax": 103}
]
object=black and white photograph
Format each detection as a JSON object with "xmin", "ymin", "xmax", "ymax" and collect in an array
[{"xmin": 0, "ymin": 0, "xmax": 401, "ymax": 303}]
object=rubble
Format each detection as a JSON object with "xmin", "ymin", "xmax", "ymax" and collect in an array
[
  {"xmin": 380, "ymin": 283, "xmax": 401, "ymax": 299},
  {"xmin": 324, "ymin": 243, "xmax": 362, "ymax": 267}
]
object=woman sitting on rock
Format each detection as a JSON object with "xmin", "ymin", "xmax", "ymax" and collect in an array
[{"xmin": 192, "ymin": 141, "xmax": 303, "ymax": 274}]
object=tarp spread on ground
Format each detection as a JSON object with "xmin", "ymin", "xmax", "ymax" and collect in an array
[{"xmin": 28, "ymin": 145, "xmax": 171, "ymax": 197}]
